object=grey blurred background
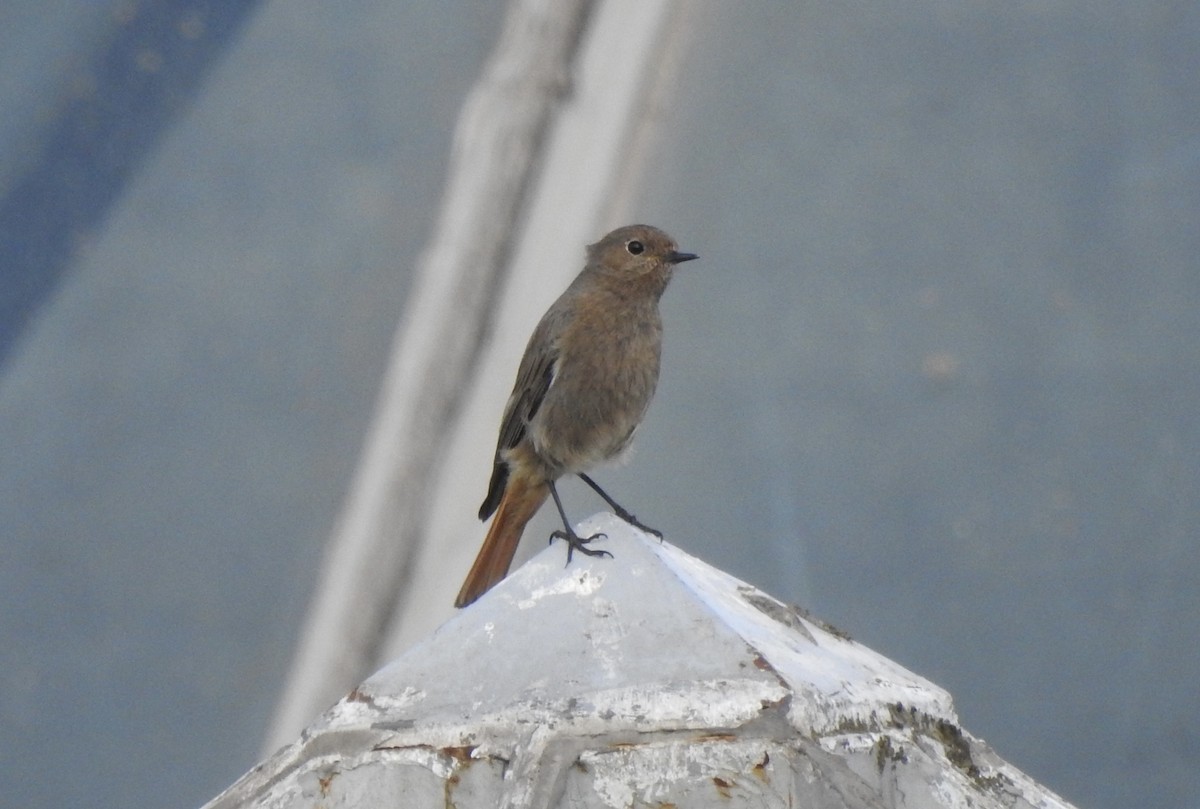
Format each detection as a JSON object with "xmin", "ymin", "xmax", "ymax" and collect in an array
[{"xmin": 2, "ymin": 2, "xmax": 1197, "ymax": 808}]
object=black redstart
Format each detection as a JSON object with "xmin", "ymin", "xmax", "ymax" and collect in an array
[{"xmin": 454, "ymin": 224, "xmax": 697, "ymax": 607}]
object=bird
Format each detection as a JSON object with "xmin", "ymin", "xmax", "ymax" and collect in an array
[{"xmin": 454, "ymin": 224, "xmax": 697, "ymax": 607}]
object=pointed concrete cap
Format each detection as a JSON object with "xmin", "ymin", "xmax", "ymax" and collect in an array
[{"xmin": 205, "ymin": 514, "xmax": 1077, "ymax": 809}]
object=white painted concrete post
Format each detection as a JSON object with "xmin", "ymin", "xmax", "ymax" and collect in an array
[{"xmin": 205, "ymin": 514, "xmax": 1078, "ymax": 809}]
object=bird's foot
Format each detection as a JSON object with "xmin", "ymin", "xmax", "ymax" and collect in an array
[
  {"xmin": 574, "ymin": 473, "xmax": 663, "ymax": 540},
  {"xmin": 612, "ymin": 508, "xmax": 663, "ymax": 541},
  {"xmin": 550, "ymin": 529, "xmax": 612, "ymax": 564}
]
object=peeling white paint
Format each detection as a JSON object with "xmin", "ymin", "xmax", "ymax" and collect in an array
[
  {"xmin": 586, "ymin": 597, "xmax": 624, "ymax": 679},
  {"xmin": 205, "ymin": 515, "xmax": 1079, "ymax": 809},
  {"xmin": 650, "ymin": 531, "xmax": 956, "ymax": 736},
  {"xmin": 517, "ymin": 566, "xmax": 607, "ymax": 608},
  {"xmin": 367, "ymin": 685, "xmax": 425, "ymax": 713}
]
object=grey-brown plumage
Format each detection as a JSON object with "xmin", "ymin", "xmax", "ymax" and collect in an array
[{"xmin": 455, "ymin": 224, "xmax": 697, "ymax": 607}]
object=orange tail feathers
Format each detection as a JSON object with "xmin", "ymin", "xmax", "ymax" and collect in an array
[{"xmin": 455, "ymin": 473, "xmax": 549, "ymax": 608}]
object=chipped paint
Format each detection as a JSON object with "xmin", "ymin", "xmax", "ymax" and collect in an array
[
  {"xmin": 203, "ymin": 515, "xmax": 1078, "ymax": 809},
  {"xmin": 649, "ymin": 531, "xmax": 956, "ymax": 736},
  {"xmin": 517, "ymin": 566, "xmax": 607, "ymax": 608}
]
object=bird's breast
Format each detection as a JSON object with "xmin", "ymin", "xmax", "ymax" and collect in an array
[{"xmin": 529, "ymin": 305, "xmax": 662, "ymax": 473}]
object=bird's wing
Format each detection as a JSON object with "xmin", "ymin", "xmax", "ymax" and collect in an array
[
  {"xmin": 478, "ymin": 317, "xmax": 560, "ymax": 521},
  {"xmin": 497, "ymin": 324, "xmax": 557, "ymax": 454}
]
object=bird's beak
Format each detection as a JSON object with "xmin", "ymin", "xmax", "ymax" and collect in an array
[{"xmin": 666, "ymin": 251, "xmax": 699, "ymax": 265}]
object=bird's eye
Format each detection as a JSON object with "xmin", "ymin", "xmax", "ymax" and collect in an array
[{"xmin": 626, "ymin": 240, "xmax": 644, "ymax": 255}]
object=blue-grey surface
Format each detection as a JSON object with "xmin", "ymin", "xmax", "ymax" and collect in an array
[
  {"xmin": 0, "ymin": 0, "xmax": 262, "ymax": 361},
  {"xmin": 601, "ymin": 4, "xmax": 1199, "ymax": 809},
  {"xmin": 0, "ymin": 2, "xmax": 504, "ymax": 808},
  {"xmin": 2, "ymin": 3, "xmax": 1197, "ymax": 809}
]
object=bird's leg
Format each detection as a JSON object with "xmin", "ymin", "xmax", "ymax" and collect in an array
[
  {"xmin": 577, "ymin": 473, "xmax": 663, "ymax": 539},
  {"xmin": 548, "ymin": 480, "xmax": 612, "ymax": 564}
]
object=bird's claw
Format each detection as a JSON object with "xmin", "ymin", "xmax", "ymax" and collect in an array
[
  {"xmin": 550, "ymin": 529, "xmax": 613, "ymax": 564},
  {"xmin": 614, "ymin": 509, "xmax": 662, "ymax": 540}
]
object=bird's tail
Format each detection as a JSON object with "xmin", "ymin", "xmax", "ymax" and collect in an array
[{"xmin": 454, "ymin": 474, "xmax": 548, "ymax": 608}]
